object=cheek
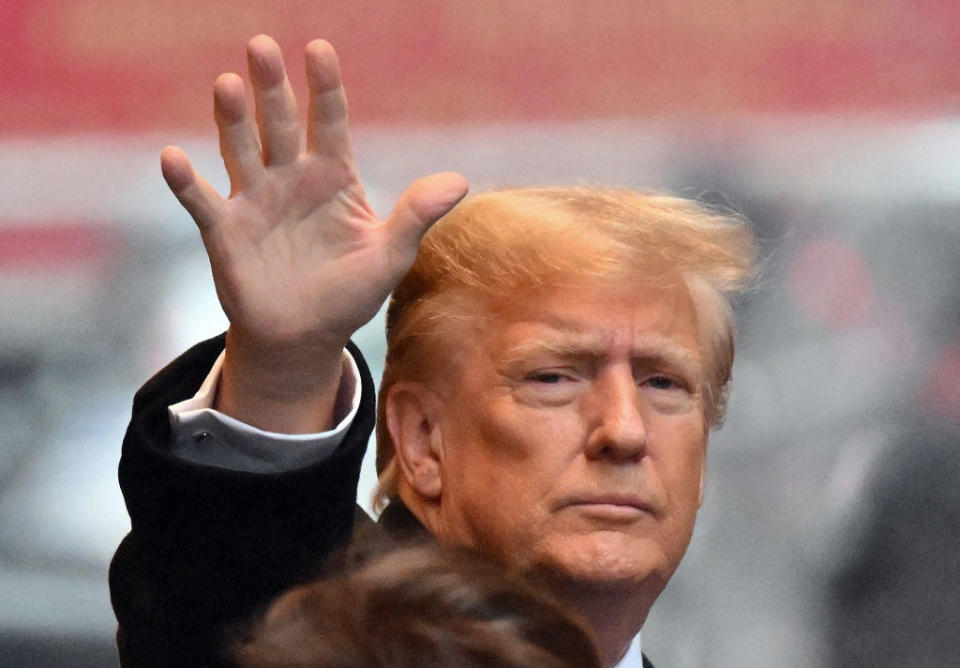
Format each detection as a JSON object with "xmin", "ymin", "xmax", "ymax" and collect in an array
[
  {"xmin": 438, "ymin": 409, "xmax": 579, "ymax": 556},
  {"xmin": 448, "ymin": 421, "xmax": 556, "ymax": 517},
  {"xmin": 451, "ymin": 399, "xmax": 583, "ymax": 475},
  {"xmin": 440, "ymin": 464, "xmax": 544, "ymax": 564},
  {"xmin": 651, "ymin": 419, "xmax": 707, "ymax": 511}
]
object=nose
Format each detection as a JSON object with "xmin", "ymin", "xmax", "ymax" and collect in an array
[{"xmin": 584, "ymin": 369, "xmax": 647, "ymax": 462}]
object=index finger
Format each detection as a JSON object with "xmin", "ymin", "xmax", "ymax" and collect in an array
[{"xmin": 304, "ymin": 40, "xmax": 353, "ymax": 162}]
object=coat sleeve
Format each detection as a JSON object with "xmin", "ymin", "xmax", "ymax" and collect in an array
[{"xmin": 108, "ymin": 334, "xmax": 377, "ymax": 667}]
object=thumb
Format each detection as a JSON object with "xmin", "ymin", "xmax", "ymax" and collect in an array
[
  {"xmin": 161, "ymin": 146, "xmax": 227, "ymax": 231},
  {"xmin": 385, "ymin": 172, "xmax": 469, "ymax": 249}
]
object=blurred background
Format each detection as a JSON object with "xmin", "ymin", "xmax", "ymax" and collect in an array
[{"xmin": 1, "ymin": 1, "xmax": 958, "ymax": 666}]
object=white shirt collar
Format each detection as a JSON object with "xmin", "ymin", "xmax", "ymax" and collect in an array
[{"xmin": 613, "ymin": 633, "xmax": 643, "ymax": 667}]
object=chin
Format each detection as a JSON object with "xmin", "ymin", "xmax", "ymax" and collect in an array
[{"xmin": 529, "ymin": 531, "xmax": 674, "ymax": 590}]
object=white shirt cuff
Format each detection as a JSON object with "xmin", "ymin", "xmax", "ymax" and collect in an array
[{"xmin": 168, "ymin": 348, "xmax": 362, "ymax": 473}]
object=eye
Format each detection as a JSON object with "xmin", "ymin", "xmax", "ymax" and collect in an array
[
  {"xmin": 527, "ymin": 372, "xmax": 569, "ymax": 384},
  {"xmin": 515, "ymin": 369, "xmax": 582, "ymax": 406},
  {"xmin": 645, "ymin": 375, "xmax": 679, "ymax": 390}
]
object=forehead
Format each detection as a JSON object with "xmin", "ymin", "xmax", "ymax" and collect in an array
[{"xmin": 459, "ymin": 282, "xmax": 703, "ymax": 371}]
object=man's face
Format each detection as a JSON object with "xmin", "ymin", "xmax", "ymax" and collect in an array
[{"xmin": 429, "ymin": 282, "xmax": 709, "ymax": 594}]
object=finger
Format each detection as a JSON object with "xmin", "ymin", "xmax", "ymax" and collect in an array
[
  {"xmin": 213, "ymin": 73, "xmax": 265, "ymax": 192},
  {"xmin": 304, "ymin": 39, "xmax": 352, "ymax": 161},
  {"xmin": 246, "ymin": 34, "xmax": 300, "ymax": 166},
  {"xmin": 160, "ymin": 146, "xmax": 228, "ymax": 230},
  {"xmin": 385, "ymin": 172, "xmax": 469, "ymax": 251}
]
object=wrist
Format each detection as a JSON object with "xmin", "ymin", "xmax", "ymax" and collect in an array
[{"xmin": 215, "ymin": 329, "xmax": 347, "ymax": 433}]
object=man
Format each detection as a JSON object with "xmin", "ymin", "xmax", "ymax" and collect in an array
[{"xmin": 110, "ymin": 35, "xmax": 755, "ymax": 667}]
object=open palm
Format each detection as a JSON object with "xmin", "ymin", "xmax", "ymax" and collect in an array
[
  {"xmin": 162, "ymin": 35, "xmax": 468, "ymax": 354},
  {"xmin": 161, "ymin": 35, "xmax": 467, "ymax": 430}
]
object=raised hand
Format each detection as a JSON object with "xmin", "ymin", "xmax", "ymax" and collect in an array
[{"xmin": 161, "ymin": 36, "xmax": 468, "ymax": 431}]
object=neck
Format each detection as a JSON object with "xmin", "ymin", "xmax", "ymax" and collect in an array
[{"xmin": 549, "ymin": 579, "xmax": 653, "ymax": 667}]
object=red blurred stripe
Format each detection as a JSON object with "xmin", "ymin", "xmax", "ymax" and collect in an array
[
  {"xmin": 0, "ymin": 223, "xmax": 121, "ymax": 271},
  {"xmin": 2, "ymin": 0, "xmax": 960, "ymax": 133}
]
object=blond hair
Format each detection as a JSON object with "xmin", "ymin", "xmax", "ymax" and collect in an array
[{"xmin": 374, "ymin": 186, "xmax": 756, "ymax": 508}]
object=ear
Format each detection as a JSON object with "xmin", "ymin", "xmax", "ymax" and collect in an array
[{"xmin": 384, "ymin": 382, "xmax": 445, "ymax": 501}]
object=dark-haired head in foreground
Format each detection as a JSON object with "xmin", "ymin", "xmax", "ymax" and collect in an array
[{"xmin": 232, "ymin": 543, "xmax": 603, "ymax": 668}]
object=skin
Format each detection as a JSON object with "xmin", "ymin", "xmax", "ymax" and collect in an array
[
  {"xmin": 391, "ymin": 282, "xmax": 709, "ymax": 664},
  {"xmin": 160, "ymin": 35, "xmax": 467, "ymax": 433}
]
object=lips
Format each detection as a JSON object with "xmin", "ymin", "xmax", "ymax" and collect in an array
[{"xmin": 559, "ymin": 493, "xmax": 655, "ymax": 515}]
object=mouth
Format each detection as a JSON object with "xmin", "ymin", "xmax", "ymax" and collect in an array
[{"xmin": 559, "ymin": 494, "xmax": 655, "ymax": 518}]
